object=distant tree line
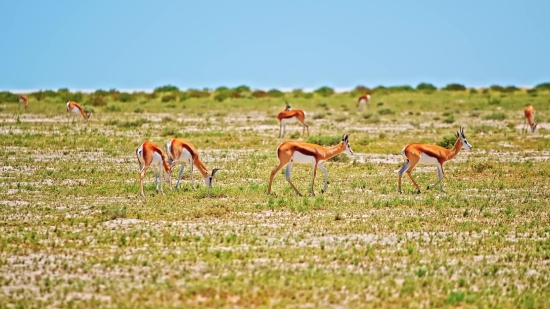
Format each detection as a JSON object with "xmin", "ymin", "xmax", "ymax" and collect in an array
[{"xmin": 1, "ymin": 82, "xmax": 549, "ymax": 104}]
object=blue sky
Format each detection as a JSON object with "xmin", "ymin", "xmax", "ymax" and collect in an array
[{"xmin": 1, "ymin": 0, "xmax": 549, "ymax": 91}]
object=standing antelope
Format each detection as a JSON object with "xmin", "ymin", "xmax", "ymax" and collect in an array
[
  {"xmin": 523, "ymin": 105, "xmax": 538, "ymax": 133},
  {"xmin": 397, "ymin": 127, "xmax": 473, "ymax": 194},
  {"xmin": 165, "ymin": 138, "xmax": 220, "ymax": 189},
  {"xmin": 136, "ymin": 141, "xmax": 172, "ymax": 196},
  {"xmin": 18, "ymin": 94, "xmax": 29, "ymax": 109},
  {"xmin": 267, "ymin": 134, "xmax": 354, "ymax": 196},
  {"xmin": 66, "ymin": 101, "xmax": 91, "ymax": 123},
  {"xmin": 277, "ymin": 101, "xmax": 309, "ymax": 138},
  {"xmin": 357, "ymin": 94, "xmax": 370, "ymax": 110}
]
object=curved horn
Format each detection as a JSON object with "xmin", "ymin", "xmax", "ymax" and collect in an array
[{"xmin": 211, "ymin": 168, "xmax": 220, "ymax": 177}]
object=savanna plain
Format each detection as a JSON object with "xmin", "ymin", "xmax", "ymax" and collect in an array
[{"xmin": 0, "ymin": 89, "xmax": 549, "ymax": 308}]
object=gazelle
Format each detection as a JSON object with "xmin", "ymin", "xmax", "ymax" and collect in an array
[
  {"xmin": 136, "ymin": 141, "xmax": 172, "ymax": 196},
  {"xmin": 523, "ymin": 105, "xmax": 538, "ymax": 133},
  {"xmin": 18, "ymin": 94, "xmax": 29, "ymax": 109},
  {"xmin": 165, "ymin": 138, "xmax": 220, "ymax": 189},
  {"xmin": 66, "ymin": 101, "xmax": 91, "ymax": 123},
  {"xmin": 267, "ymin": 134, "xmax": 354, "ymax": 196},
  {"xmin": 397, "ymin": 127, "xmax": 473, "ymax": 194},
  {"xmin": 277, "ymin": 101, "xmax": 309, "ymax": 138},
  {"xmin": 357, "ymin": 94, "xmax": 370, "ymax": 110}
]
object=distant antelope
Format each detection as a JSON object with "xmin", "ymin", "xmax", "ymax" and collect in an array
[
  {"xmin": 523, "ymin": 105, "xmax": 538, "ymax": 133},
  {"xmin": 277, "ymin": 101, "xmax": 309, "ymax": 138},
  {"xmin": 397, "ymin": 127, "xmax": 473, "ymax": 194},
  {"xmin": 136, "ymin": 141, "xmax": 172, "ymax": 196},
  {"xmin": 357, "ymin": 94, "xmax": 370, "ymax": 110},
  {"xmin": 165, "ymin": 138, "xmax": 220, "ymax": 189},
  {"xmin": 267, "ymin": 134, "xmax": 354, "ymax": 196},
  {"xmin": 18, "ymin": 94, "xmax": 29, "ymax": 109},
  {"xmin": 66, "ymin": 101, "xmax": 91, "ymax": 123}
]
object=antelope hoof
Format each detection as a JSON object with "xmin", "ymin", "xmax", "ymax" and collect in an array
[
  {"xmin": 398, "ymin": 190, "xmax": 402, "ymax": 194},
  {"xmin": 427, "ymin": 185, "xmax": 433, "ymax": 190},
  {"xmin": 415, "ymin": 190, "xmax": 421, "ymax": 194},
  {"xmin": 321, "ymin": 189, "xmax": 326, "ymax": 194},
  {"xmin": 295, "ymin": 192, "xmax": 303, "ymax": 197}
]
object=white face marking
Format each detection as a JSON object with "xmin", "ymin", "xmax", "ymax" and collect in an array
[{"xmin": 417, "ymin": 152, "xmax": 440, "ymax": 165}]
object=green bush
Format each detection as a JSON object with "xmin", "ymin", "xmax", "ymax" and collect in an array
[
  {"xmin": 30, "ymin": 91, "xmax": 44, "ymax": 101},
  {"xmin": 117, "ymin": 93, "xmax": 134, "ymax": 102},
  {"xmin": 387, "ymin": 85, "xmax": 414, "ymax": 92},
  {"xmin": 484, "ymin": 112, "xmax": 507, "ymax": 120},
  {"xmin": 291, "ymin": 89, "xmax": 304, "ymax": 98},
  {"xmin": 377, "ymin": 108, "xmax": 394, "ymax": 115},
  {"xmin": 251, "ymin": 90, "xmax": 269, "ymax": 98},
  {"xmin": 104, "ymin": 105, "xmax": 121, "ymax": 112},
  {"xmin": 314, "ymin": 86, "xmax": 335, "ymax": 97},
  {"xmin": 188, "ymin": 89, "xmax": 210, "ymax": 98},
  {"xmin": 161, "ymin": 94, "xmax": 177, "ymax": 102},
  {"xmin": 154, "ymin": 85, "xmax": 179, "ymax": 93},
  {"xmin": 0, "ymin": 91, "xmax": 19, "ymax": 103},
  {"xmin": 267, "ymin": 89, "xmax": 284, "ymax": 98},
  {"xmin": 214, "ymin": 92, "xmax": 229, "ymax": 102},
  {"xmin": 416, "ymin": 83, "xmax": 437, "ymax": 91},
  {"xmin": 443, "ymin": 83, "xmax": 466, "ymax": 91},
  {"xmin": 306, "ymin": 135, "xmax": 341, "ymax": 146},
  {"xmin": 534, "ymin": 83, "xmax": 550, "ymax": 90},
  {"xmin": 234, "ymin": 85, "xmax": 250, "ymax": 93},
  {"xmin": 437, "ymin": 135, "xmax": 456, "ymax": 149},
  {"xmin": 85, "ymin": 96, "xmax": 107, "ymax": 106},
  {"xmin": 94, "ymin": 89, "xmax": 109, "ymax": 97},
  {"xmin": 489, "ymin": 85, "xmax": 504, "ymax": 92},
  {"xmin": 353, "ymin": 85, "xmax": 371, "ymax": 95},
  {"xmin": 179, "ymin": 92, "xmax": 190, "ymax": 101}
]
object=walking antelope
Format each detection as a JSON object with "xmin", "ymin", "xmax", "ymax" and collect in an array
[
  {"xmin": 18, "ymin": 94, "xmax": 29, "ymax": 109},
  {"xmin": 277, "ymin": 101, "xmax": 309, "ymax": 138},
  {"xmin": 267, "ymin": 134, "xmax": 354, "ymax": 196},
  {"xmin": 523, "ymin": 105, "xmax": 538, "ymax": 133},
  {"xmin": 397, "ymin": 127, "xmax": 473, "ymax": 194},
  {"xmin": 165, "ymin": 138, "xmax": 220, "ymax": 189},
  {"xmin": 357, "ymin": 94, "xmax": 370, "ymax": 110},
  {"xmin": 136, "ymin": 141, "xmax": 171, "ymax": 196},
  {"xmin": 66, "ymin": 101, "xmax": 91, "ymax": 123}
]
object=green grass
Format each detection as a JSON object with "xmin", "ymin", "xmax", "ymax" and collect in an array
[{"xmin": 0, "ymin": 91, "xmax": 549, "ymax": 308}]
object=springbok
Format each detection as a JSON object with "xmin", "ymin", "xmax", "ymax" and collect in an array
[
  {"xmin": 267, "ymin": 134, "xmax": 354, "ymax": 196},
  {"xmin": 136, "ymin": 141, "xmax": 171, "ymax": 196},
  {"xmin": 165, "ymin": 138, "xmax": 220, "ymax": 189},
  {"xmin": 277, "ymin": 101, "xmax": 309, "ymax": 138},
  {"xmin": 67, "ymin": 101, "xmax": 91, "ymax": 123},
  {"xmin": 397, "ymin": 127, "xmax": 473, "ymax": 194},
  {"xmin": 357, "ymin": 94, "xmax": 370, "ymax": 110},
  {"xmin": 523, "ymin": 105, "xmax": 538, "ymax": 133},
  {"xmin": 18, "ymin": 95, "xmax": 29, "ymax": 109}
]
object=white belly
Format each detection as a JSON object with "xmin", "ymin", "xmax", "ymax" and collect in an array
[
  {"xmin": 174, "ymin": 149, "xmax": 192, "ymax": 164},
  {"xmin": 70, "ymin": 106, "xmax": 80, "ymax": 114},
  {"xmin": 281, "ymin": 117, "xmax": 298, "ymax": 124},
  {"xmin": 291, "ymin": 151, "xmax": 322, "ymax": 164},
  {"xmin": 417, "ymin": 152, "xmax": 439, "ymax": 165}
]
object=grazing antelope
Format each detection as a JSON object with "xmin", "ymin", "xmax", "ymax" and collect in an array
[
  {"xmin": 18, "ymin": 94, "xmax": 29, "ymax": 109},
  {"xmin": 523, "ymin": 105, "xmax": 538, "ymax": 133},
  {"xmin": 277, "ymin": 101, "xmax": 309, "ymax": 138},
  {"xmin": 165, "ymin": 138, "xmax": 220, "ymax": 189},
  {"xmin": 66, "ymin": 101, "xmax": 91, "ymax": 123},
  {"xmin": 267, "ymin": 134, "xmax": 354, "ymax": 196},
  {"xmin": 397, "ymin": 127, "xmax": 473, "ymax": 194},
  {"xmin": 136, "ymin": 141, "xmax": 172, "ymax": 196},
  {"xmin": 357, "ymin": 94, "xmax": 370, "ymax": 110}
]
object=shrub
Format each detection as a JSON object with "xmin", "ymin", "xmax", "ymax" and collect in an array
[
  {"xmin": 117, "ymin": 92, "xmax": 134, "ymax": 102},
  {"xmin": 353, "ymin": 85, "xmax": 372, "ymax": 95},
  {"xmin": 437, "ymin": 135, "xmax": 456, "ymax": 149},
  {"xmin": 329, "ymin": 153, "xmax": 350, "ymax": 163},
  {"xmin": 534, "ymin": 83, "xmax": 550, "ymax": 91},
  {"xmin": 43, "ymin": 90, "xmax": 58, "ymax": 98},
  {"xmin": 214, "ymin": 92, "xmax": 229, "ymax": 102},
  {"xmin": 307, "ymin": 135, "xmax": 341, "ymax": 146},
  {"xmin": 215, "ymin": 86, "xmax": 229, "ymax": 92},
  {"xmin": 469, "ymin": 88, "xmax": 478, "ymax": 94},
  {"xmin": 104, "ymin": 105, "xmax": 121, "ymax": 112},
  {"xmin": 503, "ymin": 86, "xmax": 519, "ymax": 93},
  {"xmin": 134, "ymin": 108, "xmax": 144, "ymax": 113},
  {"xmin": 234, "ymin": 85, "xmax": 250, "ymax": 93},
  {"xmin": 179, "ymin": 92, "xmax": 190, "ymax": 101},
  {"xmin": 387, "ymin": 85, "xmax": 414, "ymax": 92},
  {"xmin": 314, "ymin": 86, "xmax": 335, "ymax": 97},
  {"xmin": 488, "ymin": 97, "xmax": 501, "ymax": 105},
  {"xmin": 94, "ymin": 89, "xmax": 109, "ymax": 97},
  {"xmin": 30, "ymin": 90, "xmax": 44, "ymax": 101},
  {"xmin": 443, "ymin": 83, "xmax": 466, "ymax": 91},
  {"xmin": 443, "ymin": 114, "xmax": 455, "ymax": 124},
  {"xmin": 85, "ymin": 96, "xmax": 107, "ymax": 106},
  {"xmin": 292, "ymin": 89, "xmax": 304, "ymax": 98},
  {"xmin": 303, "ymin": 93, "xmax": 314, "ymax": 99},
  {"xmin": 0, "ymin": 91, "xmax": 19, "ymax": 103},
  {"xmin": 161, "ymin": 94, "xmax": 177, "ymax": 102},
  {"xmin": 489, "ymin": 85, "xmax": 504, "ymax": 92},
  {"xmin": 527, "ymin": 89, "xmax": 537, "ymax": 96},
  {"xmin": 229, "ymin": 91, "xmax": 243, "ymax": 99},
  {"xmin": 377, "ymin": 108, "xmax": 394, "ymax": 115},
  {"xmin": 267, "ymin": 89, "xmax": 284, "ymax": 98},
  {"xmin": 63, "ymin": 92, "xmax": 83, "ymax": 103},
  {"xmin": 251, "ymin": 90, "xmax": 269, "ymax": 98},
  {"xmin": 416, "ymin": 83, "xmax": 437, "ymax": 91},
  {"xmin": 154, "ymin": 85, "xmax": 179, "ymax": 93},
  {"xmin": 188, "ymin": 89, "xmax": 210, "ymax": 98}
]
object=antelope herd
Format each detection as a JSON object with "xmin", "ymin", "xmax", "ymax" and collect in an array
[{"xmin": 11, "ymin": 93, "xmax": 541, "ymax": 197}]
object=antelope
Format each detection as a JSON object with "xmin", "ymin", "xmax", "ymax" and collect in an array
[
  {"xmin": 66, "ymin": 101, "xmax": 91, "ymax": 123},
  {"xmin": 523, "ymin": 105, "xmax": 538, "ymax": 133},
  {"xmin": 165, "ymin": 138, "xmax": 220, "ymax": 189},
  {"xmin": 136, "ymin": 141, "xmax": 172, "ymax": 197},
  {"xmin": 397, "ymin": 127, "xmax": 473, "ymax": 194},
  {"xmin": 357, "ymin": 94, "xmax": 370, "ymax": 110},
  {"xmin": 267, "ymin": 134, "xmax": 354, "ymax": 196},
  {"xmin": 18, "ymin": 94, "xmax": 29, "ymax": 109},
  {"xmin": 277, "ymin": 101, "xmax": 309, "ymax": 138}
]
